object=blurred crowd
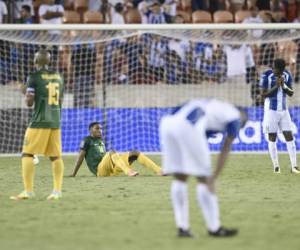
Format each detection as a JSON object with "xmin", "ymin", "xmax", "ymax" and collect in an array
[
  {"xmin": 0, "ymin": 0, "xmax": 300, "ymax": 108},
  {"xmin": 1, "ymin": 0, "xmax": 300, "ymax": 24},
  {"xmin": 1, "ymin": 31, "xmax": 299, "ymax": 107}
]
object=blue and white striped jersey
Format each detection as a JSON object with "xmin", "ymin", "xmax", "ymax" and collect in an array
[
  {"xmin": 260, "ymin": 69, "xmax": 293, "ymax": 111},
  {"xmin": 145, "ymin": 11, "xmax": 170, "ymax": 24}
]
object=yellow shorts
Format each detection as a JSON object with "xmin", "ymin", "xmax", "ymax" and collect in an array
[
  {"xmin": 97, "ymin": 152, "xmax": 132, "ymax": 177},
  {"xmin": 22, "ymin": 128, "xmax": 62, "ymax": 157}
]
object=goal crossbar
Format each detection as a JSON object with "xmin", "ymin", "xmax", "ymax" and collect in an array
[{"xmin": 0, "ymin": 23, "xmax": 300, "ymax": 31}]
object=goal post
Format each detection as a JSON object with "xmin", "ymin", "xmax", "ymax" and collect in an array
[{"xmin": 0, "ymin": 24, "xmax": 299, "ymax": 154}]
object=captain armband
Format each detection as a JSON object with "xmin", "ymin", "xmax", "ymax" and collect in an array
[{"xmin": 26, "ymin": 87, "xmax": 35, "ymax": 94}]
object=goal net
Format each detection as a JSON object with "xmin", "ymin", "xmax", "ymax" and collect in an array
[{"xmin": 0, "ymin": 24, "xmax": 299, "ymax": 154}]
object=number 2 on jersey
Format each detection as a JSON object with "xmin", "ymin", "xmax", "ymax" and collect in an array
[{"xmin": 46, "ymin": 82, "xmax": 60, "ymax": 105}]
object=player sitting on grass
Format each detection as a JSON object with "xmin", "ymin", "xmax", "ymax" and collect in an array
[{"xmin": 70, "ymin": 122, "xmax": 162, "ymax": 177}]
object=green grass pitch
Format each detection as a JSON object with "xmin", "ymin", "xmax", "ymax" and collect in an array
[{"xmin": 0, "ymin": 154, "xmax": 300, "ymax": 250}]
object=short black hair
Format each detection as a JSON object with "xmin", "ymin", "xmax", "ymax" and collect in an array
[
  {"xmin": 89, "ymin": 122, "xmax": 100, "ymax": 130},
  {"xmin": 115, "ymin": 3, "xmax": 123, "ymax": 13},
  {"xmin": 22, "ymin": 5, "xmax": 31, "ymax": 13},
  {"xmin": 274, "ymin": 58, "xmax": 286, "ymax": 72}
]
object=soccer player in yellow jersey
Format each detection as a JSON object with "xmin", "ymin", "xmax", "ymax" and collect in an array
[
  {"xmin": 10, "ymin": 49, "xmax": 64, "ymax": 201},
  {"xmin": 70, "ymin": 122, "xmax": 162, "ymax": 177}
]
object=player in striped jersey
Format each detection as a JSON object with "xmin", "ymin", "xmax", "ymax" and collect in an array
[{"xmin": 260, "ymin": 58, "xmax": 299, "ymax": 174}]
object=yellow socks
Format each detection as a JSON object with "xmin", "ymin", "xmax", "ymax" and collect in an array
[
  {"xmin": 52, "ymin": 158, "xmax": 64, "ymax": 192},
  {"xmin": 22, "ymin": 156, "xmax": 35, "ymax": 192},
  {"xmin": 137, "ymin": 153, "xmax": 161, "ymax": 174},
  {"xmin": 111, "ymin": 153, "xmax": 132, "ymax": 175}
]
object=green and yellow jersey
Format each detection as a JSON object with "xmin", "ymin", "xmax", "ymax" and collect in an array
[
  {"xmin": 80, "ymin": 136, "xmax": 106, "ymax": 176},
  {"xmin": 26, "ymin": 68, "xmax": 64, "ymax": 128}
]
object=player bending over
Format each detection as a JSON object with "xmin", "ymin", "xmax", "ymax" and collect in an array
[
  {"xmin": 260, "ymin": 58, "xmax": 299, "ymax": 174},
  {"xmin": 160, "ymin": 98, "xmax": 247, "ymax": 238},
  {"xmin": 11, "ymin": 49, "xmax": 64, "ymax": 201},
  {"xmin": 70, "ymin": 122, "xmax": 162, "ymax": 177}
]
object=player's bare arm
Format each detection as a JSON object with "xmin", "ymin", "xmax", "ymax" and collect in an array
[
  {"xmin": 206, "ymin": 135, "xmax": 235, "ymax": 193},
  {"xmin": 214, "ymin": 135, "xmax": 235, "ymax": 179},
  {"xmin": 282, "ymin": 84, "xmax": 294, "ymax": 97},
  {"xmin": 70, "ymin": 150, "xmax": 86, "ymax": 177}
]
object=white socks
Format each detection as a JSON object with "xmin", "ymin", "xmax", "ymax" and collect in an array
[
  {"xmin": 171, "ymin": 180, "xmax": 222, "ymax": 232},
  {"xmin": 268, "ymin": 141, "xmax": 279, "ymax": 168},
  {"xmin": 286, "ymin": 140, "xmax": 297, "ymax": 168},
  {"xmin": 171, "ymin": 180, "xmax": 189, "ymax": 230},
  {"xmin": 268, "ymin": 140, "xmax": 297, "ymax": 169},
  {"xmin": 196, "ymin": 183, "xmax": 221, "ymax": 232}
]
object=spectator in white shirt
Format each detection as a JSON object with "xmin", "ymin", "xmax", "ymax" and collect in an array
[
  {"xmin": 224, "ymin": 44, "xmax": 255, "ymax": 80},
  {"xmin": 110, "ymin": 3, "xmax": 125, "ymax": 24},
  {"xmin": 0, "ymin": 0, "xmax": 8, "ymax": 23},
  {"xmin": 243, "ymin": 7, "xmax": 263, "ymax": 24},
  {"xmin": 243, "ymin": 7, "xmax": 264, "ymax": 38},
  {"xmin": 163, "ymin": 0, "xmax": 176, "ymax": 17},
  {"xmin": 39, "ymin": 0, "xmax": 64, "ymax": 25}
]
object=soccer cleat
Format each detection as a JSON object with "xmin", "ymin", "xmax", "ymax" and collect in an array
[
  {"xmin": 274, "ymin": 167, "xmax": 281, "ymax": 174},
  {"xmin": 47, "ymin": 191, "xmax": 62, "ymax": 200},
  {"xmin": 10, "ymin": 191, "xmax": 35, "ymax": 200},
  {"xmin": 291, "ymin": 167, "xmax": 300, "ymax": 174},
  {"xmin": 208, "ymin": 226, "xmax": 238, "ymax": 237},
  {"xmin": 177, "ymin": 228, "xmax": 194, "ymax": 238},
  {"xmin": 128, "ymin": 169, "xmax": 139, "ymax": 177}
]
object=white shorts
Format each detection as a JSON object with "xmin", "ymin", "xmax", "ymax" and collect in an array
[
  {"xmin": 159, "ymin": 115, "xmax": 211, "ymax": 177},
  {"xmin": 263, "ymin": 109, "xmax": 293, "ymax": 134}
]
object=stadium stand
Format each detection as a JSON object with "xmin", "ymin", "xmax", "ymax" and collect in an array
[
  {"xmin": 235, "ymin": 10, "xmax": 251, "ymax": 22},
  {"xmin": 213, "ymin": 10, "xmax": 234, "ymax": 23},
  {"xmin": 0, "ymin": 1, "xmax": 299, "ymax": 24},
  {"xmin": 83, "ymin": 10, "xmax": 103, "ymax": 23},
  {"xmin": 124, "ymin": 8, "xmax": 141, "ymax": 24},
  {"xmin": 63, "ymin": 10, "xmax": 80, "ymax": 24},
  {"xmin": 192, "ymin": 10, "xmax": 212, "ymax": 23},
  {"xmin": 74, "ymin": 0, "xmax": 88, "ymax": 23}
]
